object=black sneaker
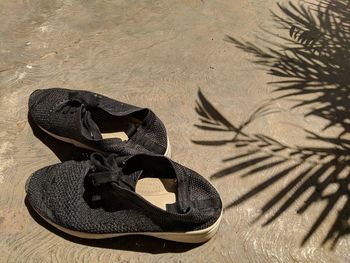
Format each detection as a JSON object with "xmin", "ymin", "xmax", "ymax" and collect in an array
[
  {"xmin": 28, "ymin": 88, "xmax": 171, "ymax": 157},
  {"xmin": 26, "ymin": 153, "xmax": 222, "ymax": 243}
]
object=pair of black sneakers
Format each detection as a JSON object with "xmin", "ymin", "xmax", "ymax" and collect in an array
[{"xmin": 26, "ymin": 88, "xmax": 222, "ymax": 243}]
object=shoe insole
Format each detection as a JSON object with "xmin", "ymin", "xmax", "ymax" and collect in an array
[
  {"xmin": 100, "ymin": 119, "xmax": 141, "ymax": 141},
  {"xmin": 135, "ymin": 178, "xmax": 177, "ymax": 210},
  {"xmin": 101, "ymin": 131, "xmax": 129, "ymax": 141},
  {"xmin": 96, "ymin": 114, "xmax": 141, "ymax": 141}
]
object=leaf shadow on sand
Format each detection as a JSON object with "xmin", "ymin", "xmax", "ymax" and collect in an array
[{"xmin": 193, "ymin": 0, "xmax": 350, "ymax": 248}]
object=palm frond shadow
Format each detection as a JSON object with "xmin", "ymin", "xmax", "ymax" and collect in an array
[
  {"xmin": 193, "ymin": 0, "xmax": 350, "ymax": 248},
  {"xmin": 195, "ymin": 90, "xmax": 350, "ymax": 248}
]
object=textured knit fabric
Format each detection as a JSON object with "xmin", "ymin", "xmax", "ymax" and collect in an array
[
  {"xmin": 28, "ymin": 88, "xmax": 168, "ymax": 156},
  {"xmin": 26, "ymin": 153, "xmax": 222, "ymax": 234}
]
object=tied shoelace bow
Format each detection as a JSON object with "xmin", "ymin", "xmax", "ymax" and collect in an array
[
  {"xmin": 56, "ymin": 92, "xmax": 103, "ymax": 139},
  {"xmin": 88, "ymin": 153, "xmax": 135, "ymax": 202},
  {"xmin": 57, "ymin": 92, "xmax": 138, "ymax": 139},
  {"xmin": 57, "ymin": 92, "xmax": 101, "ymax": 114},
  {"xmin": 88, "ymin": 153, "xmax": 194, "ymax": 214}
]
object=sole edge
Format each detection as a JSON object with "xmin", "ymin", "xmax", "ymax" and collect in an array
[{"xmin": 35, "ymin": 207, "xmax": 222, "ymax": 243}]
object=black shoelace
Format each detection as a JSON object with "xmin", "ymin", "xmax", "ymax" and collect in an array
[
  {"xmin": 56, "ymin": 92, "xmax": 102, "ymax": 138},
  {"xmin": 87, "ymin": 153, "xmax": 135, "ymax": 201}
]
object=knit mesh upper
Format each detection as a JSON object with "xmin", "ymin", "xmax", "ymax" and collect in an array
[
  {"xmin": 26, "ymin": 156, "xmax": 222, "ymax": 234},
  {"xmin": 28, "ymin": 88, "xmax": 168, "ymax": 155}
]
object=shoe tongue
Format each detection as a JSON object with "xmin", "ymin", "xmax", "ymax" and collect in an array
[{"xmin": 81, "ymin": 109, "xmax": 102, "ymax": 140}]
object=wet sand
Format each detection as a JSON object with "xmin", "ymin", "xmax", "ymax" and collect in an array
[{"xmin": 1, "ymin": 0, "xmax": 349, "ymax": 262}]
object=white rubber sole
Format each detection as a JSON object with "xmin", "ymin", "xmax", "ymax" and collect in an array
[
  {"xmin": 36, "ymin": 208, "xmax": 222, "ymax": 243},
  {"xmin": 38, "ymin": 125, "xmax": 172, "ymax": 158}
]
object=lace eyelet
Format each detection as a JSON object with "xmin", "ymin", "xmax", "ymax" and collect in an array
[{"xmin": 181, "ymin": 207, "xmax": 190, "ymax": 213}]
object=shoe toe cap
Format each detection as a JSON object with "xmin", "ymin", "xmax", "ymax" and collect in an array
[{"xmin": 28, "ymin": 89, "xmax": 45, "ymax": 109}]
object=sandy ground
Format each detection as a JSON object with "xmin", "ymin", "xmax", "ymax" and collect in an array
[{"xmin": 1, "ymin": 0, "xmax": 349, "ymax": 262}]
